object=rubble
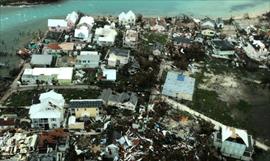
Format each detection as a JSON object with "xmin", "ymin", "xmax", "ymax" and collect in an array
[{"xmin": 2, "ymin": 9, "xmax": 270, "ymax": 161}]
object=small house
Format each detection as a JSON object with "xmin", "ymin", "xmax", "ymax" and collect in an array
[
  {"xmin": 48, "ymin": 19, "xmax": 68, "ymax": 32},
  {"xmin": 66, "ymin": 11, "xmax": 79, "ymax": 28},
  {"xmin": 211, "ymin": 39, "xmax": 235, "ymax": 57},
  {"xmin": 107, "ymin": 48, "xmax": 130, "ymax": 67},
  {"xmin": 118, "ymin": 10, "xmax": 136, "ymax": 26},
  {"xmin": 77, "ymin": 16, "xmax": 94, "ymax": 29},
  {"xmin": 213, "ymin": 126, "xmax": 254, "ymax": 161},
  {"xmin": 216, "ymin": 17, "xmax": 224, "ymax": 29},
  {"xmin": 69, "ymin": 99, "xmax": 103, "ymax": 119},
  {"xmin": 30, "ymin": 54, "xmax": 53, "ymax": 67},
  {"xmin": 74, "ymin": 25, "xmax": 91, "ymax": 42},
  {"xmin": 162, "ymin": 71, "xmax": 195, "ymax": 101},
  {"xmin": 102, "ymin": 69, "xmax": 117, "ymax": 81},
  {"xmin": 173, "ymin": 36, "xmax": 193, "ymax": 48},
  {"xmin": 94, "ymin": 25, "xmax": 117, "ymax": 46},
  {"xmin": 99, "ymin": 89, "xmax": 138, "ymax": 111},
  {"xmin": 123, "ymin": 30, "xmax": 138, "ymax": 48},
  {"xmin": 59, "ymin": 42, "xmax": 74, "ymax": 55},
  {"xmin": 201, "ymin": 18, "xmax": 216, "ymax": 30},
  {"xmin": 75, "ymin": 51, "xmax": 100, "ymax": 69},
  {"xmin": 43, "ymin": 43, "xmax": 63, "ymax": 55},
  {"xmin": 201, "ymin": 29, "xmax": 216, "ymax": 37}
]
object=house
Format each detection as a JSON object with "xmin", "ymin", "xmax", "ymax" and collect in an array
[
  {"xmin": 68, "ymin": 116, "xmax": 84, "ymax": 129},
  {"xmin": 30, "ymin": 54, "xmax": 53, "ymax": 67},
  {"xmin": 118, "ymin": 10, "xmax": 136, "ymax": 26},
  {"xmin": 123, "ymin": 29, "xmax": 138, "ymax": 48},
  {"xmin": 173, "ymin": 36, "xmax": 193, "ymax": 48},
  {"xmin": 201, "ymin": 29, "xmax": 216, "ymax": 37},
  {"xmin": 102, "ymin": 68, "xmax": 117, "ymax": 81},
  {"xmin": 37, "ymin": 129, "xmax": 69, "ymax": 153},
  {"xmin": 211, "ymin": 39, "xmax": 235, "ymax": 57},
  {"xmin": 66, "ymin": 11, "xmax": 79, "ymax": 28},
  {"xmin": 77, "ymin": 16, "xmax": 94, "ymax": 29},
  {"xmin": 152, "ymin": 42, "xmax": 165, "ymax": 56},
  {"xmin": 59, "ymin": 42, "xmax": 74, "ymax": 55},
  {"xmin": 200, "ymin": 18, "xmax": 216, "ymax": 30},
  {"xmin": 75, "ymin": 51, "xmax": 100, "ymax": 68},
  {"xmin": 21, "ymin": 67, "xmax": 73, "ymax": 85},
  {"xmin": 107, "ymin": 48, "xmax": 130, "ymax": 67},
  {"xmin": 162, "ymin": 71, "xmax": 195, "ymax": 101},
  {"xmin": 216, "ymin": 18, "xmax": 224, "ymax": 29},
  {"xmin": 69, "ymin": 99, "xmax": 103, "ymax": 120},
  {"xmin": 74, "ymin": 25, "xmax": 92, "ymax": 42},
  {"xmin": 48, "ymin": 19, "xmax": 68, "ymax": 32},
  {"xmin": 29, "ymin": 90, "xmax": 65, "ymax": 129},
  {"xmin": 99, "ymin": 89, "xmax": 138, "ymax": 111},
  {"xmin": 150, "ymin": 24, "xmax": 166, "ymax": 32},
  {"xmin": 213, "ymin": 126, "xmax": 254, "ymax": 161},
  {"xmin": 94, "ymin": 25, "xmax": 117, "ymax": 46},
  {"xmin": 0, "ymin": 118, "xmax": 16, "ymax": 130},
  {"xmin": 43, "ymin": 43, "xmax": 63, "ymax": 55}
]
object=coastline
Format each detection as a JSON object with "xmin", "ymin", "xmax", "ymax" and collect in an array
[{"xmin": 0, "ymin": 0, "xmax": 62, "ymax": 7}]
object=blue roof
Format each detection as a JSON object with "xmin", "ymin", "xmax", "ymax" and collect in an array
[
  {"xmin": 177, "ymin": 74, "xmax": 185, "ymax": 81},
  {"xmin": 162, "ymin": 71, "xmax": 195, "ymax": 100}
]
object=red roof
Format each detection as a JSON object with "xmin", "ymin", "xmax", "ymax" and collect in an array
[
  {"xmin": 47, "ymin": 43, "xmax": 62, "ymax": 50},
  {"xmin": 38, "ymin": 128, "xmax": 68, "ymax": 148},
  {"xmin": 0, "ymin": 118, "xmax": 15, "ymax": 126}
]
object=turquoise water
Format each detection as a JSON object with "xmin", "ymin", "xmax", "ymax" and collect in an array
[
  {"xmin": 0, "ymin": 0, "xmax": 270, "ymax": 32},
  {"xmin": 0, "ymin": 0, "xmax": 269, "ymax": 76}
]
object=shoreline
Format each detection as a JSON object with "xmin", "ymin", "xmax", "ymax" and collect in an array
[{"xmin": 0, "ymin": 0, "xmax": 62, "ymax": 7}]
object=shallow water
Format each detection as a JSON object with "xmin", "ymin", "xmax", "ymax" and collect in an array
[
  {"xmin": 0, "ymin": 0, "xmax": 269, "ymax": 76},
  {"xmin": 0, "ymin": 0, "xmax": 269, "ymax": 32}
]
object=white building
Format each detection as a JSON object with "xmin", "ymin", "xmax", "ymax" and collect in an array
[
  {"xmin": 118, "ymin": 10, "xmax": 136, "ymax": 26},
  {"xmin": 48, "ymin": 19, "xmax": 68, "ymax": 32},
  {"xmin": 77, "ymin": 16, "xmax": 95, "ymax": 29},
  {"xmin": 21, "ymin": 67, "xmax": 73, "ymax": 85},
  {"xmin": 102, "ymin": 69, "xmax": 117, "ymax": 81},
  {"xmin": 74, "ymin": 25, "xmax": 92, "ymax": 42},
  {"xmin": 95, "ymin": 25, "xmax": 117, "ymax": 46},
  {"xmin": 75, "ymin": 51, "xmax": 100, "ymax": 68},
  {"xmin": 213, "ymin": 126, "xmax": 254, "ymax": 161},
  {"xmin": 66, "ymin": 11, "xmax": 79, "ymax": 28},
  {"xmin": 123, "ymin": 30, "xmax": 138, "ymax": 48},
  {"xmin": 107, "ymin": 48, "xmax": 130, "ymax": 67},
  {"xmin": 201, "ymin": 19, "xmax": 216, "ymax": 30},
  {"xmin": 29, "ymin": 90, "xmax": 65, "ymax": 129}
]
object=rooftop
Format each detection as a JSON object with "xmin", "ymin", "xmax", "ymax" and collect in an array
[
  {"xmin": 108, "ymin": 48, "xmax": 130, "ymax": 57},
  {"xmin": 48, "ymin": 19, "xmax": 67, "ymax": 27},
  {"xmin": 212, "ymin": 39, "xmax": 235, "ymax": 51},
  {"xmin": 30, "ymin": 54, "xmax": 53, "ymax": 66},
  {"xmin": 162, "ymin": 71, "xmax": 195, "ymax": 101},
  {"xmin": 69, "ymin": 99, "xmax": 103, "ymax": 108}
]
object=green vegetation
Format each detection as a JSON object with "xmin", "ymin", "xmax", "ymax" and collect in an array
[
  {"xmin": 4, "ymin": 88, "xmax": 101, "ymax": 106},
  {"xmin": 56, "ymin": 89, "xmax": 100, "ymax": 102},
  {"xmin": 190, "ymin": 61, "xmax": 251, "ymax": 127},
  {"xmin": 143, "ymin": 32, "xmax": 168, "ymax": 45},
  {"xmin": 4, "ymin": 90, "xmax": 43, "ymax": 106},
  {"xmin": 192, "ymin": 88, "xmax": 235, "ymax": 125}
]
